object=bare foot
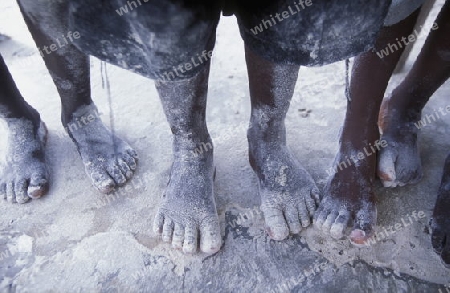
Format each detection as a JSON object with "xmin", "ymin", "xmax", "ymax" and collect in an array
[
  {"xmin": 0, "ymin": 117, "xmax": 49, "ymax": 203},
  {"xmin": 67, "ymin": 103, "xmax": 138, "ymax": 194},
  {"xmin": 152, "ymin": 140, "xmax": 222, "ymax": 255},
  {"xmin": 377, "ymin": 97, "xmax": 423, "ymax": 187},
  {"xmin": 315, "ymin": 151, "xmax": 377, "ymax": 244},
  {"xmin": 431, "ymin": 155, "xmax": 450, "ymax": 267},
  {"xmin": 249, "ymin": 132, "xmax": 320, "ymax": 240}
]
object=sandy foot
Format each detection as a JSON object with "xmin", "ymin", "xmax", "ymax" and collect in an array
[
  {"xmin": 0, "ymin": 117, "xmax": 49, "ymax": 203},
  {"xmin": 249, "ymin": 133, "xmax": 320, "ymax": 240},
  {"xmin": 67, "ymin": 103, "xmax": 138, "ymax": 194},
  {"xmin": 315, "ymin": 151, "xmax": 377, "ymax": 244},
  {"xmin": 377, "ymin": 97, "xmax": 423, "ymax": 187},
  {"xmin": 153, "ymin": 141, "xmax": 222, "ymax": 255}
]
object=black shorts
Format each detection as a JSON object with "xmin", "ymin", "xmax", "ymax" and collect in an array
[{"xmin": 69, "ymin": 0, "xmax": 391, "ymax": 81}]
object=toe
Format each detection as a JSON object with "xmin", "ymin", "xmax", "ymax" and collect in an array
[
  {"xmin": 200, "ymin": 219, "xmax": 222, "ymax": 254},
  {"xmin": 183, "ymin": 224, "xmax": 198, "ymax": 254},
  {"xmin": 263, "ymin": 207, "xmax": 289, "ymax": 241},
  {"xmin": 330, "ymin": 212, "xmax": 350, "ymax": 240},
  {"xmin": 15, "ymin": 180, "xmax": 30, "ymax": 204},
  {"xmin": 313, "ymin": 208, "xmax": 328, "ymax": 230},
  {"xmin": 6, "ymin": 182, "xmax": 15, "ymax": 203},
  {"xmin": 28, "ymin": 172, "xmax": 49, "ymax": 199},
  {"xmin": 89, "ymin": 169, "xmax": 115, "ymax": 194},
  {"xmin": 118, "ymin": 158, "xmax": 134, "ymax": 180},
  {"xmin": 305, "ymin": 190, "xmax": 318, "ymax": 217},
  {"xmin": 172, "ymin": 223, "xmax": 184, "ymax": 250},
  {"xmin": 350, "ymin": 205, "xmax": 377, "ymax": 245},
  {"xmin": 298, "ymin": 201, "xmax": 311, "ymax": 228},
  {"xmin": 322, "ymin": 211, "xmax": 338, "ymax": 233},
  {"xmin": 311, "ymin": 187, "xmax": 321, "ymax": 207},
  {"xmin": 153, "ymin": 212, "xmax": 164, "ymax": 235},
  {"xmin": 377, "ymin": 149, "xmax": 397, "ymax": 186},
  {"xmin": 127, "ymin": 149, "xmax": 139, "ymax": 160},
  {"xmin": 284, "ymin": 206, "xmax": 302, "ymax": 234},
  {"xmin": 123, "ymin": 153, "xmax": 138, "ymax": 171},
  {"xmin": 107, "ymin": 164, "xmax": 127, "ymax": 186},
  {"xmin": 162, "ymin": 219, "xmax": 174, "ymax": 242}
]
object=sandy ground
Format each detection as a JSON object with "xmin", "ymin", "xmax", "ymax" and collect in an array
[{"xmin": 0, "ymin": 0, "xmax": 449, "ymax": 292}]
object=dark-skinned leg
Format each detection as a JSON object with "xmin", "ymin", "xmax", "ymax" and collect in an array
[
  {"xmin": 378, "ymin": 1, "xmax": 450, "ymax": 188},
  {"xmin": 314, "ymin": 9, "xmax": 421, "ymax": 244},
  {"xmin": 375, "ymin": 1, "xmax": 450, "ymax": 265},
  {"xmin": 152, "ymin": 62, "xmax": 222, "ymax": 255},
  {"xmin": 432, "ymin": 154, "xmax": 450, "ymax": 268},
  {"xmin": 0, "ymin": 54, "xmax": 49, "ymax": 203},
  {"xmin": 17, "ymin": 0, "xmax": 138, "ymax": 194},
  {"xmin": 245, "ymin": 46, "xmax": 320, "ymax": 241}
]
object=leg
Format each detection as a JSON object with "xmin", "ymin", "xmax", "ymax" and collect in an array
[
  {"xmin": 245, "ymin": 46, "xmax": 320, "ymax": 241},
  {"xmin": 378, "ymin": 1, "xmax": 450, "ymax": 187},
  {"xmin": 152, "ymin": 63, "xmax": 222, "ymax": 254},
  {"xmin": 431, "ymin": 153, "xmax": 450, "ymax": 267},
  {"xmin": 0, "ymin": 53, "xmax": 49, "ymax": 203},
  {"xmin": 17, "ymin": 0, "xmax": 138, "ymax": 193},
  {"xmin": 315, "ymin": 9, "xmax": 421, "ymax": 243}
]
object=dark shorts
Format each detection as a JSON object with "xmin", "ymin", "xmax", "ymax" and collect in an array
[{"xmin": 69, "ymin": 0, "xmax": 391, "ymax": 81}]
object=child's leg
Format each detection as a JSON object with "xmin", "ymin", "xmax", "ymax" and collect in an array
[
  {"xmin": 0, "ymin": 54, "xmax": 48, "ymax": 203},
  {"xmin": 376, "ymin": 1, "xmax": 450, "ymax": 265},
  {"xmin": 245, "ymin": 46, "xmax": 320, "ymax": 241},
  {"xmin": 315, "ymin": 8, "xmax": 421, "ymax": 243},
  {"xmin": 378, "ymin": 0, "xmax": 450, "ymax": 188},
  {"xmin": 432, "ymin": 153, "xmax": 450, "ymax": 267},
  {"xmin": 152, "ymin": 63, "xmax": 222, "ymax": 254},
  {"xmin": 17, "ymin": 0, "xmax": 138, "ymax": 194}
]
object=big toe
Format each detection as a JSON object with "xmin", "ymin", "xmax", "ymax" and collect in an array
[
  {"xmin": 28, "ymin": 171, "xmax": 49, "ymax": 199},
  {"xmin": 88, "ymin": 168, "xmax": 115, "ymax": 194},
  {"xmin": 330, "ymin": 212, "xmax": 351, "ymax": 240},
  {"xmin": 378, "ymin": 149, "xmax": 398, "ymax": 187},
  {"xmin": 350, "ymin": 207, "xmax": 377, "ymax": 245},
  {"xmin": 263, "ymin": 207, "xmax": 289, "ymax": 241},
  {"xmin": 200, "ymin": 219, "xmax": 222, "ymax": 254}
]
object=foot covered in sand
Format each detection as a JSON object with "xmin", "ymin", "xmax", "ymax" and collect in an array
[
  {"xmin": 377, "ymin": 97, "xmax": 423, "ymax": 188},
  {"xmin": 66, "ymin": 103, "xmax": 138, "ymax": 194},
  {"xmin": 315, "ymin": 151, "xmax": 377, "ymax": 245},
  {"xmin": 153, "ymin": 137, "xmax": 222, "ymax": 254},
  {"xmin": 248, "ymin": 127, "xmax": 320, "ymax": 240},
  {"xmin": 0, "ymin": 117, "xmax": 49, "ymax": 203}
]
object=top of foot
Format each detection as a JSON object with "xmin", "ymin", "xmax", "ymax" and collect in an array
[{"xmin": 66, "ymin": 104, "xmax": 138, "ymax": 194}]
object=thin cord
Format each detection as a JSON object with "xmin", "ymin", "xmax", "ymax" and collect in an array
[
  {"xmin": 345, "ymin": 58, "xmax": 351, "ymax": 102},
  {"xmin": 101, "ymin": 61, "xmax": 118, "ymax": 155}
]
